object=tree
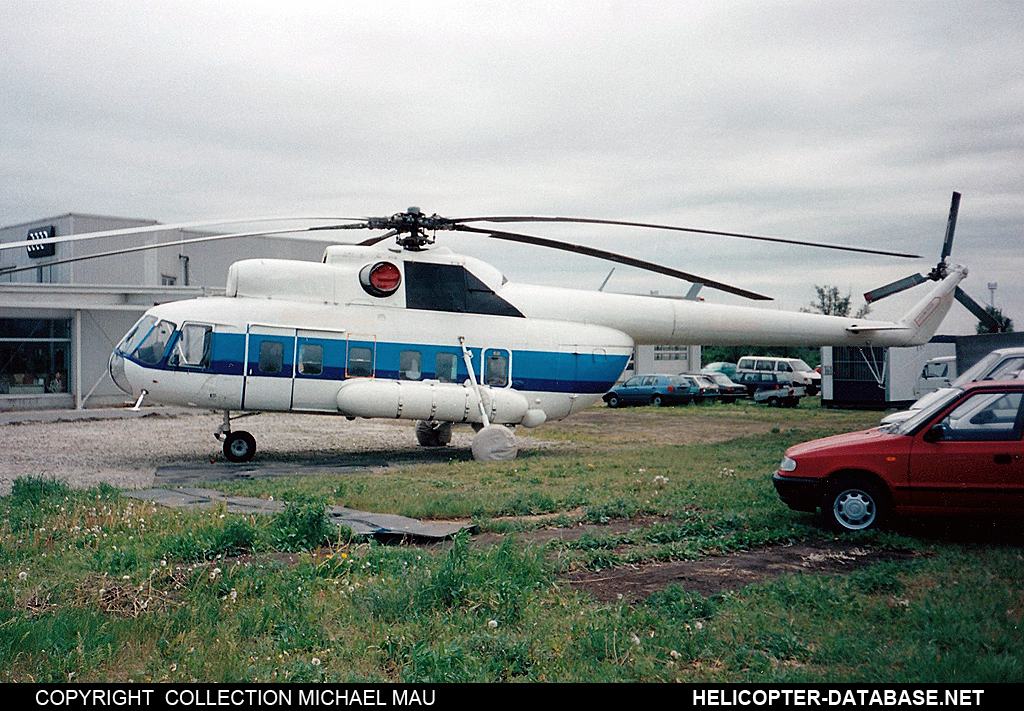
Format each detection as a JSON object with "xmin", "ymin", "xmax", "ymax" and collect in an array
[
  {"xmin": 802, "ymin": 285, "xmax": 871, "ymax": 318},
  {"xmin": 976, "ymin": 306, "xmax": 1014, "ymax": 334}
]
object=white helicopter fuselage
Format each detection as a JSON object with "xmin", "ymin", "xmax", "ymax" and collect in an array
[{"xmin": 108, "ymin": 243, "xmax": 967, "ymax": 432}]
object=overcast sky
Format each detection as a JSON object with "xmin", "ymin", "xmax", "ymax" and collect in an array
[{"xmin": 2, "ymin": 1, "xmax": 1021, "ymax": 334}]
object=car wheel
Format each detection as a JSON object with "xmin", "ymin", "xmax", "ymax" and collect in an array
[
  {"xmin": 652, "ymin": 394, "xmax": 664, "ymax": 407},
  {"xmin": 606, "ymin": 394, "xmax": 621, "ymax": 408},
  {"xmin": 824, "ymin": 479, "xmax": 887, "ymax": 532}
]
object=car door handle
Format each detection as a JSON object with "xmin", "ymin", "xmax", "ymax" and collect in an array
[{"xmin": 994, "ymin": 454, "xmax": 1018, "ymax": 465}]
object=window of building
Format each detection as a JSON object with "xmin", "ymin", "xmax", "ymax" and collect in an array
[{"xmin": 0, "ymin": 318, "xmax": 72, "ymax": 395}]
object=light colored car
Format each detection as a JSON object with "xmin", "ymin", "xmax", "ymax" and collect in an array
[
  {"xmin": 735, "ymin": 356, "xmax": 820, "ymax": 395},
  {"xmin": 880, "ymin": 347, "xmax": 1024, "ymax": 426}
]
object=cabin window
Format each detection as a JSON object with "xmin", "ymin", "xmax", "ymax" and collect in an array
[
  {"xmin": 436, "ymin": 353, "xmax": 458, "ymax": 383},
  {"xmin": 400, "ymin": 350, "xmax": 422, "ymax": 380},
  {"xmin": 171, "ymin": 324, "xmax": 212, "ymax": 368},
  {"xmin": 348, "ymin": 346, "xmax": 373, "ymax": 378},
  {"xmin": 298, "ymin": 344, "xmax": 323, "ymax": 376},
  {"xmin": 484, "ymin": 350, "xmax": 509, "ymax": 387},
  {"xmin": 258, "ymin": 341, "xmax": 284, "ymax": 374}
]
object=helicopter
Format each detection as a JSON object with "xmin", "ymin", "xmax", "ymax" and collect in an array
[{"xmin": 1, "ymin": 195, "xmax": 978, "ymax": 462}]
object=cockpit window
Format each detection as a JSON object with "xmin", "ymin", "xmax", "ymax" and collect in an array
[
  {"xmin": 170, "ymin": 323, "xmax": 212, "ymax": 368},
  {"xmin": 132, "ymin": 319, "xmax": 176, "ymax": 365},
  {"xmin": 118, "ymin": 315, "xmax": 157, "ymax": 356}
]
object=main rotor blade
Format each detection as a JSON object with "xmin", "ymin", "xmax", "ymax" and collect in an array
[
  {"xmin": 955, "ymin": 287, "xmax": 1002, "ymax": 332},
  {"xmin": 0, "ymin": 225, "xmax": 361, "ymax": 277},
  {"xmin": 863, "ymin": 273, "xmax": 929, "ymax": 303},
  {"xmin": 453, "ymin": 215, "xmax": 921, "ymax": 259},
  {"xmin": 0, "ymin": 216, "xmax": 365, "ymax": 255},
  {"xmin": 452, "ymin": 225, "xmax": 772, "ymax": 301},
  {"xmin": 358, "ymin": 230, "xmax": 398, "ymax": 247},
  {"xmin": 941, "ymin": 191, "xmax": 961, "ymax": 262}
]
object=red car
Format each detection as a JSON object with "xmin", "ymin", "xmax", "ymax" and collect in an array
[{"xmin": 773, "ymin": 381, "xmax": 1024, "ymax": 531}]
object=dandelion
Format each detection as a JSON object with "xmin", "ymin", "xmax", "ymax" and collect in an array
[
  {"xmin": 488, "ymin": 619, "xmax": 498, "ymax": 629},
  {"xmin": 18, "ymin": 571, "xmax": 27, "ymax": 581},
  {"xmin": 210, "ymin": 567, "xmax": 222, "ymax": 579},
  {"xmin": 653, "ymin": 475, "xmax": 669, "ymax": 486},
  {"xmin": 670, "ymin": 650, "xmax": 682, "ymax": 660},
  {"xmin": 311, "ymin": 657, "xmax": 321, "ymax": 667}
]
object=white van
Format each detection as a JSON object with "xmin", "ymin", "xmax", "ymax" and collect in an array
[
  {"xmin": 735, "ymin": 356, "xmax": 820, "ymax": 395},
  {"xmin": 913, "ymin": 355, "xmax": 957, "ymax": 397}
]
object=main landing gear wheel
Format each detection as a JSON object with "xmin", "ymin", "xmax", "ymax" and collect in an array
[
  {"xmin": 471, "ymin": 425, "xmax": 518, "ymax": 462},
  {"xmin": 223, "ymin": 431, "xmax": 257, "ymax": 463},
  {"xmin": 415, "ymin": 420, "xmax": 453, "ymax": 447}
]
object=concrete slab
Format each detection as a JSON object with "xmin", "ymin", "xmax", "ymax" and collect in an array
[{"xmin": 125, "ymin": 487, "xmax": 470, "ymax": 540}]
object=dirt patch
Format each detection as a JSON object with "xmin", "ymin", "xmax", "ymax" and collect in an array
[
  {"xmin": 470, "ymin": 516, "xmax": 919, "ymax": 602},
  {"xmin": 560, "ymin": 538, "xmax": 920, "ymax": 602}
]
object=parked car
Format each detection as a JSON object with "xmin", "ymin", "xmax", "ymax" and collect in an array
[
  {"xmin": 880, "ymin": 347, "xmax": 1024, "ymax": 426},
  {"xmin": 603, "ymin": 374, "xmax": 696, "ymax": 407},
  {"xmin": 733, "ymin": 371, "xmax": 805, "ymax": 407},
  {"xmin": 736, "ymin": 356, "xmax": 820, "ymax": 395},
  {"xmin": 702, "ymin": 372, "xmax": 746, "ymax": 403},
  {"xmin": 773, "ymin": 381, "xmax": 1024, "ymax": 531},
  {"xmin": 701, "ymin": 362, "xmax": 737, "ymax": 379},
  {"xmin": 681, "ymin": 373, "xmax": 721, "ymax": 403}
]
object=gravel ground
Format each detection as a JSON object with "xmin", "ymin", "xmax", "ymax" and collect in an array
[{"xmin": 0, "ymin": 407, "xmax": 509, "ymax": 496}]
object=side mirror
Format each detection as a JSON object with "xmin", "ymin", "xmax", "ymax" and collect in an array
[{"xmin": 923, "ymin": 424, "xmax": 946, "ymax": 444}]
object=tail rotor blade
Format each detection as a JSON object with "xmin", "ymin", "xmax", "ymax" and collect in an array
[
  {"xmin": 863, "ymin": 273, "xmax": 928, "ymax": 303},
  {"xmin": 941, "ymin": 191, "xmax": 961, "ymax": 262},
  {"xmin": 955, "ymin": 287, "xmax": 1002, "ymax": 332}
]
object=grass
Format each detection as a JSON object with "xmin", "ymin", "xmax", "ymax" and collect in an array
[{"xmin": 3, "ymin": 401, "xmax": 1024, "ymax": 682}]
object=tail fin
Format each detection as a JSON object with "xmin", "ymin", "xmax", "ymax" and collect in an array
[{"xmin": 895, "ymin": 265, "xmax": 968, "ymax": 345}]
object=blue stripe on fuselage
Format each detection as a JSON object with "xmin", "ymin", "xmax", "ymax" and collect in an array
[{"xmin": 127, "ymin": 330, "xmax": 626, "ymax": 395}]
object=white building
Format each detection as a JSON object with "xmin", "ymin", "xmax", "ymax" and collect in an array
[{"xmin": 1, "ymin": 213, "xmax": 326, "ymax": 411}]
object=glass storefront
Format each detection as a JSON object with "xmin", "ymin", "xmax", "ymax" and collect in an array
[{"xmin": 0, "ymin": 318, "xmax": 72, "ymax": 395}]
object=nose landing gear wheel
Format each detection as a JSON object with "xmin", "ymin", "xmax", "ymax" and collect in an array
[{"xmin": 223, "ymin": 431, "xmax": 256, "ymax": 463}]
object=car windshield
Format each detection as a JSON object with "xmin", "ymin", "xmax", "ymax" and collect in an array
[
  {"xmin": 953, "ymin": 352, "xmax": 1024, "ymax": 386},
  {"xmin": 791, "ymin": 360, "xmax": 813, "ymax": 372},
  {"xmin": 890, "ymin": 387, "xmax": 965, "ymax": 435}
]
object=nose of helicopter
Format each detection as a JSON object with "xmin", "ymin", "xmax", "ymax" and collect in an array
[{"xmin": 108, "ymin": 349, "xmax": 134, "ymax": 395}]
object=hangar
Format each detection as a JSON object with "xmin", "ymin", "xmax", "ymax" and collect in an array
[{"xmin": 0, "ymin": 213, "xmax": 326, "ymax": 411}]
